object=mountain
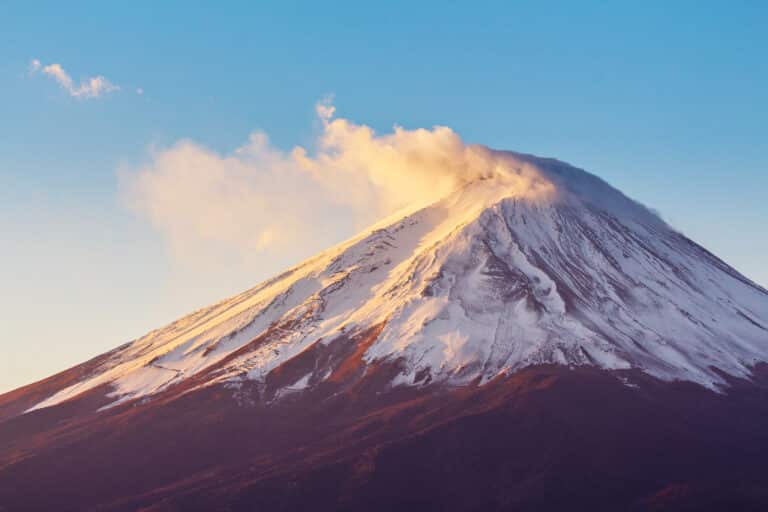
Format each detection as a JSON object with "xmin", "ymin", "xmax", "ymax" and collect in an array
[{"xmin": 2, "ymin": 150, "xmax": 768, "ymax": 511}]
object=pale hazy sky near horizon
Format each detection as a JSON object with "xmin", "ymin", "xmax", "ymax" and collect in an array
[{"xmin": 1, "ymin": 1, "xmax": 766, "ymax": 392}]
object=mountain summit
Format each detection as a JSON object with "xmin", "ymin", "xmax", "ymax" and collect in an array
[
  {"xmin": 2, "ymin": 150, "xmax": 768, "ymax": 511},
  {"xmin": 29, "ymin": 151, "xmax": 768, "ymax": 412}
]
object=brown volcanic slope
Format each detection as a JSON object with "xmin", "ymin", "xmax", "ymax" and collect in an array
[{"xmin": 1, "ymin": 333, "xmax": 768, "ymax": 511}]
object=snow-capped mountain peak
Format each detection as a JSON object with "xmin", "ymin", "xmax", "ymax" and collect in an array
[{"xmin": 29, "ymin": 150, "xmax": 768, "ymax": 411}]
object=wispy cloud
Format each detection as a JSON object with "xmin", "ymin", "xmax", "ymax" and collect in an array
[
  {"xmin": 29, "ymin": 58, "xmax": 119, "ymax": 99},
  {"xmin": 120, "ymin": 99, "xmax": 545, "ymax": 272}
]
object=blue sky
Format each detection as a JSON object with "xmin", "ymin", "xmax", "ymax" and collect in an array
[{"xmin": 1, "ymin": 1, "xmax": 766, "ymax": 392}]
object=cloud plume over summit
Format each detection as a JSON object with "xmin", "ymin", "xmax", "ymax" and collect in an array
[{"xmin": 121, "ymin": 101, "xmax": 546, "ymax": 272}]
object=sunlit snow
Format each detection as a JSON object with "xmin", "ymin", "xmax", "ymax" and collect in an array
[{"xmin": 29, "ymin": 151, "xmax": 768, "ymax": 411}]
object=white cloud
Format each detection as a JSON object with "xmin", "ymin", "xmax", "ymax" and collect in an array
[
  {"xmin": 120, "ymin": 100, "xmax": 542, "ymax": 272},
  {"xmin": 29, "ymin": 59, "xmax": 119, "ymax": 99}
]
